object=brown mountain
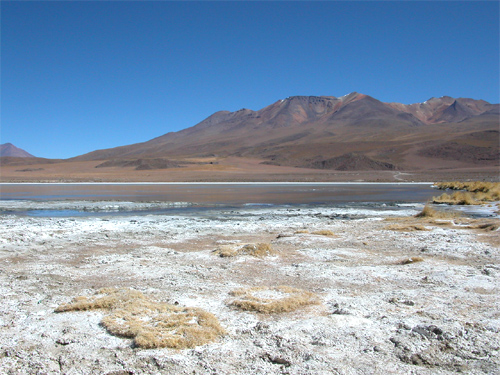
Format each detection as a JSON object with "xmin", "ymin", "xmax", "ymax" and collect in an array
[
  {"xmin": 73, "ymin": 93, "xmax": 499, "ymax": 171},
  {"xmin": 0, "ymin": 143, "xmax": 35, "ymax": 158}
]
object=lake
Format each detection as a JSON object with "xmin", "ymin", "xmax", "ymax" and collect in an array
[
  {"xmin": 0, "ymin": 182, "xmax": 496, "ymax": 219},
  {"xmin": 0, "ymin": 182, "xmax": 436, "ymax": 205}
]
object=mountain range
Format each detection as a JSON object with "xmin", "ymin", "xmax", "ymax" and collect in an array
[
  {"xmin": 1, "ymin": 93, "xmax": 498, "ymax": 181},
  {"xmin": 73, "ymin": 93, "xmax": 499, "ymax": 171}
]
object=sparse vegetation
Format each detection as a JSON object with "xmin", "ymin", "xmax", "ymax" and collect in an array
[
  {"xmin": 55, "ymin": 288, "xmax": 225, "ymax": 349},
  {"xmin": 434, "ymin": 181, "xmax": 500, "ymax": 193},
  {"xmin": 399, "ymin": 256, "xmax": 424, "ymax": 265},
  {"xmin": 385, "ymin": 224, "xmax": 429, "ymax": 232},
  {"xmin": 213, "ymin": 242, "xmax": 274, "ymax": 257},
  {"xmin": 432, "ymin": 191, "xmax": 479, "ymax": 205},
  {"xmin": 432, "ymin": 181, "xmax": 500, "ymax": 205},
  {"xmin": 292, "ymin": 229, "xmax": 335, "ymax": 236},
  {"xmin": 415, "ymin": 204, "xmax": 458, "ymax": 219},
  {"xmin": 311, "ymin": 230, "xmax": 336, "ymax": 236},
  {"xmin": 467, "ymin": 222, "xmax": 500, "ymax": 232},
  {"xmin": 229, "ymin": 285, "xmax": 320, "ymax": 314}
]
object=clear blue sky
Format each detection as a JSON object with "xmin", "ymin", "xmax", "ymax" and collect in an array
[{"xmin": 1, "ymin": 1, "xmax": 499, "ymax": 159}]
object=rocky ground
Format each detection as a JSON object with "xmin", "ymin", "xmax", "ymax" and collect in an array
[{"xmin": 0, "ymin": 202, "xmax": 499, "ymax": 374}]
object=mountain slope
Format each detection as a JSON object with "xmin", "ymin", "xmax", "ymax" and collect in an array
[
  {"xmin": 0, "ymin": 143, "xmax": 35, "ymax": 158},
  {"xmin": 72, "ymin": 93, "xmax": 499, "ymax": 171}
]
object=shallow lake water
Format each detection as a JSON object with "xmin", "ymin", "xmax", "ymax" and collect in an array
[
  {"xmin": 0, "ymin": 182, "xmax": 439, "ymax": 218},
  {"xmin": 0, "ymin": 182, "xmax": 436, "ymax": 204}
]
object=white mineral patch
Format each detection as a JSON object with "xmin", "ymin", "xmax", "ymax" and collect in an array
[{"xmin": 0, "ymin": 203, "xmax": 498, "ymax": 374}]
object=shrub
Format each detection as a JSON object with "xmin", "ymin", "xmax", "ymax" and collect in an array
[
  {"xmin": 229, "ymin": 285, "xmax": 320, "ymax": 313},
  {"xmin": 55, "ymin": 288, "xmax": 225, "ymax": 349}
]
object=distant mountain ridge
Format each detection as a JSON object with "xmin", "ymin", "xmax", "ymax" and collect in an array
[
  {"xmin": 73, "ymin": 92, "xmax": 499, "ymax": 171},
  {"xmin": 386, "ymin": 96, "xmax": 497, "ymax": 124},
  {"xmin": 0, "ymin": 143, "xmax": 35, "ymax": 158}
]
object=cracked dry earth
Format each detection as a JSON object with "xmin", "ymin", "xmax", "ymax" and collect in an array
[{"xmin": 0, "ymin": 205, "xmax": 499, "ymax": 374}]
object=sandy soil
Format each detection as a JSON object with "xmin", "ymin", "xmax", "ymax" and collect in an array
[
  {"xmin": 1, "ymin": 157, "xmax": 498, "ymax": 182},
  {"xmin": 0, "ymin": 203, "xmax": 499, "ymax": 374}
]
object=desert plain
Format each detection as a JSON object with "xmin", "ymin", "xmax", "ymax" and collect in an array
[{"xmin": 0, "ymin": 190, "xmax": 499, "ymax": 374}]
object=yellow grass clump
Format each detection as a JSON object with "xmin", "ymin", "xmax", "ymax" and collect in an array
[
  {"xmin": 214, "ymin": 242, "xmax": 274, "ymax": 257},
  {"xmin": 55, "ymin": 288, "xmax": 225, "ymax": 349},
  {"xmin": 434, "ymin": 181, "xmax": 500, "ymax": 193},
  {"xmin": 229, "ymin": 285, "xmax": 320, "ymax": 314},
  {"xmin": 432, "ymin": 181, "xmax": 500, "ymax": 205},
  {"xmin": 415, "ymin": 204, "xmax": 458, "ymax": 219},
  {"xmin": 432, "ymin": 191, "xmax": 479, "ymax": 205},
  {"xmin": 311, "ymin": 230, "xmax": 336, "ymax": 236}
]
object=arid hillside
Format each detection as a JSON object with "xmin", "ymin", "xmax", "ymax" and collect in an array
[
  {"xmin": 71, "ymin": 93, "xmax": 499, "ymax": 170},
  {"xmin": 1, "ymin": 93, "xmax": 498, "ymax": 182}
]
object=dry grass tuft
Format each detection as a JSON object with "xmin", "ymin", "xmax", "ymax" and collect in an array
[
  {"xmin": 241, "ymin": 243, "xmax": 273, "ymax": 256},
  {"xmin": 415, "ymin": 204, "xmax": 458, "ymax": 219},
  {"xmin": 385, "ymin": 224, "xmax": 430, "ymax": 232},
  {"xmin": 434, "ymin": 181, "xmax": 500, "ymax": 193},
  {"xmin": 214, "ymin": 245, "xmax": 239, "ymax": 257},
  {"xmin": 55, "ymin": 288, "xmax": 225, "ymax": 349},
  {"xmin": 467, "ymin": 222, "xmax": 500, "ymax": 232},
  {"xmin": 399, "ymin": 256, "xmax": 424, "ymax": 265},
  {"xmin": 294, "ymin": 229, "xmax": 310, "ymax": 234},
  {"xmin": 311, "ymin": 230, "xmax": 336, "ymax": 236},
  {"xmin": 55, "ymin": 288, "xmax": 146, "ymax": 312},
  {"xmin": 432, "ymin": 191, "xmax": 479, "ymax": 205},
  {"xmin": 229, "ymin": 285, "xmax": 320, "ymax": 314},
  {"xmin": 433, "ymin": 181, "xmax": 500, "ymax": 205},
  {"xmin": 213, "ymin": 242, "xmax": 274, "ymax": 257}
]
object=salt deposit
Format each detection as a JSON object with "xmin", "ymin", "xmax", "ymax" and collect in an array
[{"xmin": 0, "ymin": 202, "xmax": 499, "ymax": 374}]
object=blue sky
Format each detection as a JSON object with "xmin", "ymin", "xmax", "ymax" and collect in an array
[{"xmin": 1, "ymin": 1, "xmax": 499, "ymax": 159}]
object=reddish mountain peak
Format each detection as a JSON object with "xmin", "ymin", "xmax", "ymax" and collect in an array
[
  {"xmin": 339, "ymin": 92, "xmax": 366, "ymax": 102},
  {"xmin": 71, "ymin": 92, "xmax": 498, "ymax": 166},
  {"xmin": 386, "ymin": 96, "xmax": 495, "ymax": 124},
  {"xmin": 263, "ymin": 95, "xmax": 341, "ymax": 127},
  {"xmin": 0, "ymin": 143, "xmax": 35, "ymax": 158},
  {"xmin": 283, "ymin": 95, "xmax": 332, "ymax": 101},
  {"xmin": 455, "ymin": 97, "xmax": 492, "ymax": 112}
]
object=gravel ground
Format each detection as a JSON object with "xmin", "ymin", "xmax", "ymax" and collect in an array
[{"xmin": 0, "ymin": 203, "xmax": 499, "ymax": 374}]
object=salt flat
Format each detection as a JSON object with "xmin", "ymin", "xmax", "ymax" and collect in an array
[{"xmin": 0, "ymin": 204, "xmax": 499, "ymax": 374}]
